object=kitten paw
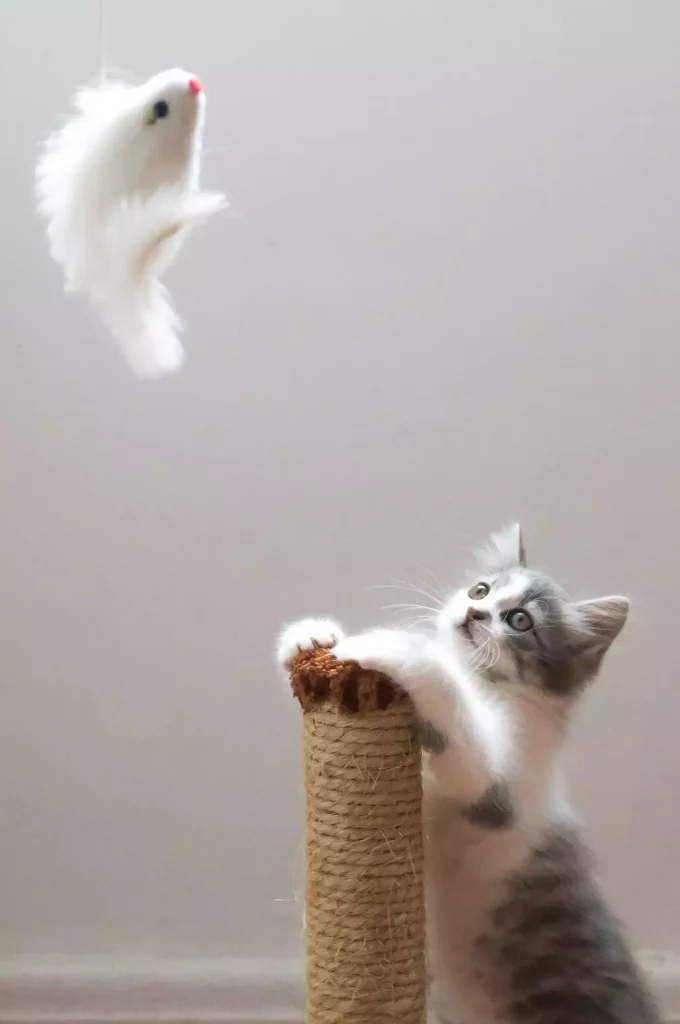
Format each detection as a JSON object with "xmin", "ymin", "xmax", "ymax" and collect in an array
[
  {"xmin": 332, "ymin": 629, "xmax": 428, "ymax": 680},
  {"xmin": 276, "ymin": 618, "xmax": 345, "ymax": 671},
  {"xmin": 333, "ymin": 631, "xmax": 453, "ymax": 737}
]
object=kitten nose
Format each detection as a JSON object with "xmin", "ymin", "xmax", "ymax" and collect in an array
[{"xmin": 467, "ymin": 607, "xmax": 490, "ymax": 622}]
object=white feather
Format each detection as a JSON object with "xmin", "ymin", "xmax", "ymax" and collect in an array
[{"xmin": 35, "ymin": 68, "xmax": 226, "ymax": 378}]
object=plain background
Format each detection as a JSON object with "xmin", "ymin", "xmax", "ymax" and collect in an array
[{"xmin": 2, "ymin": 0, "xmax": 679, "ymax": 961}]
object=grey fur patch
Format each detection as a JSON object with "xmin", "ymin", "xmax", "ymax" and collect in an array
[
  {"xmin": 461, "ymin": 781, "xmax": 514, "ymax": 829},
  {"xmin": 501, "ymin": 569, "xmax": 599, "ymax": 696},
  {"xmin": 474, "ymin": 827, "xmax": 661, "ymax": 1023},
  {"xmin": 417, "ymin": 718, "xmax": 447, "ymax": 754}
]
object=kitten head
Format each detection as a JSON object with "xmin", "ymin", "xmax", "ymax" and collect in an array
[{"xmin": 436, "ymin": 525, "xmax": 629, "ymax": 695}]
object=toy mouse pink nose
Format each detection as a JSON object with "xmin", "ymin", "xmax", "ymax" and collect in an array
[{"xmin": 188, "ymin": 78, "xmax": 202, "ymax": 95}]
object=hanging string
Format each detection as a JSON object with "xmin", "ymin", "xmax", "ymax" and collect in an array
[{"xmin": 98, "ymin": 0, "xmax": 107, "ymax": 84}]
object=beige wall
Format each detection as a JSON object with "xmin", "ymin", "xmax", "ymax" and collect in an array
[{"xmin": 2, "ymin": 0, "xmax": 679, "ymax": 960}]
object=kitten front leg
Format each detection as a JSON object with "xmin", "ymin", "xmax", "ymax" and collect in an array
[{"xmin": 332, "ymin": 630, "xmax": 514, "ymax": 813}]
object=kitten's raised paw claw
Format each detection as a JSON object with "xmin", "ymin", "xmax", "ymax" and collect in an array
[{"xmin": 276, "ymin": 618, "xmax": 345, "ymax": 671}]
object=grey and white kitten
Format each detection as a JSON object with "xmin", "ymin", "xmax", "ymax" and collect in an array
[{"xmin": 277, "ymin": 525, "xmax": 660, "ymax": 1024}]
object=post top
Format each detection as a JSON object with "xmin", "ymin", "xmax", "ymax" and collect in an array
[{"xmin": 289, "ymin": 643, "xmax": 407, "ymax": 714}]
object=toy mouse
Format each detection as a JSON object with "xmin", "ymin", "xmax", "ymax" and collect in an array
[{"xmin": 36, "ymin": 68, "xmax": 225, "ymax": 378}]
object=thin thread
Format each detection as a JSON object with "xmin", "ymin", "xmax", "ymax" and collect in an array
[{"xmin": 98, "ymin": 0, "xmax": 107, "ymax": 84}]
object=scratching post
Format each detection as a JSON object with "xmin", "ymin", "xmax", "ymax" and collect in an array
[{"xmin": 289, "ymin": 644, "xmax": 426, "ymax": 1024}]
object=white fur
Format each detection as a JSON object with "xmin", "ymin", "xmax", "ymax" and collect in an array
[
  {"xmin": 36, "ymin": 68, "xmax": 225, "ymax": 378},
  {"xmin": 333, "ymin": 628, "xmax": 518, "ymax": 805},
  {"xmin": 276, "ymin": 618, "xmax": 345, "ymax": 671}
]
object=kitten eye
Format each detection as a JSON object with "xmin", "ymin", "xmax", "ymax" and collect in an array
[
  {"xmin": 152, "ymin": 99, "xmax": 169, "ymax": 120},
  {"xmin": 468, "ymin": 582, "xmax": 489, "ymax": 600},
  {"xmin": 507, "ymin": 609, "xmax": 533, "ymax": 632}
]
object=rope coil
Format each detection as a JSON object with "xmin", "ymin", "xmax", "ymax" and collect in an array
[{"xmin": 290, "ymin": 645, "xmax": 426, "ymax": 1024}]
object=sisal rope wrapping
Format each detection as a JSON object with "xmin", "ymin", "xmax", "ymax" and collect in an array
[{"xmin": 290, "ymin": 644, "xmax": 426, "ymax": 1024}]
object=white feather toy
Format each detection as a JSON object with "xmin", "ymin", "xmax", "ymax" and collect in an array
[{"xmin": 36, "ymin": 68, "xmax": 225, "ymax": 378}]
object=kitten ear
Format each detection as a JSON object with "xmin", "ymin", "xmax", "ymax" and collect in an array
[
  {"xmin": 570, "ymin": 596, "xmax": 629, "ymax": 680},
  {"xmin": 480, "ymin": 523, "xmax": 526, "ymax": 573},
  {"xmin": 573, "ymin": 596, "xmax": 629, "ymax": 645}
]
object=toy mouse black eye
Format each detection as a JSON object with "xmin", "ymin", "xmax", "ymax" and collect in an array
[{"xmin": 152, "ymin": 99, "xmax": 169, "ymax": 120}]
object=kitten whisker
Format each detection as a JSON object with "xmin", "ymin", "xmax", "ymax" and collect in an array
[
  {"xmin": 381, "ymin": 602, "xmax": 440, "ymax": 612},
  {"xmin": 385, "ymin": 577, "xmax": 445, "ymax": 607},
  {"xmin": 415, "ymin": 564, "xmax": 450, "ymax": 601}
]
